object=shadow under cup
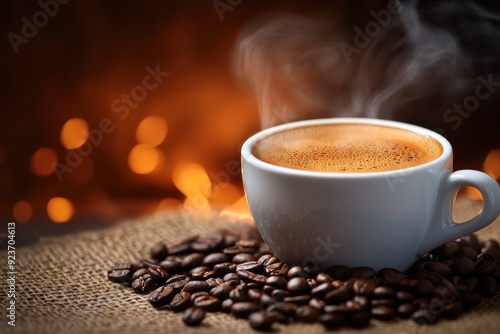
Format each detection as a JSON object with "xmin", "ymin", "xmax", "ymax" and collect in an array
[{"xmin": 241, "ymin": 118, "xmax": 500, "ymax": 272}]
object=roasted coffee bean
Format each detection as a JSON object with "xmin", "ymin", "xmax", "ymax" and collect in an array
[
  {"xmin": 287, "ymin": 277, "xmax": 309, "ymax": 294},
  {"xmin": 373, "ymin": 285, "xmax": 395, "ymax": 299},
  {"xmin": 371, "ymin": 298, "xmax": 395, "ymax": 307},
  {"xmin": 181, "ymin": 253, "xmax": 205, "ymax": 271},
  {"xmin": 231, "ymin": 301, "xmax": 260, "ymax": 318},
  {"xmin": 303, "ymin": 262, "xmax": 323, "ymax": 277},
  {"xmin": 396, "ymin": 290, "xmax": 414, "ymax": 303},
  {"xmin": 271, "ymin": 289, "xmax": 289, "ymax": 300},
  {"xmin": 438, "ymin": 241, "xmax": 459, "ymax": 260},
  {"xmin": 148, "ymin": 285, "xmax": 176, "ymax": 308},
  {"xmin": 166, "ymin": 274, "xmax": 190, "ymax": 291},
  {"xmin": 325, "ymin": 265, "xmax": 349, "ymax": 280},
  {"xmin": 182, "ymin": 280, "xmax": 209, "ymax": 294},
  {"xmin": 223, "ymin": 273, "xmax": 240, "ymax": 282},
  {"xmin": 236, "ymin": 239, "xmax": 261, "ymax": 249},
  {"xmin": 238, "ymin": 270, "xmax": 268, "ymax": 285},
  {"xmin": 169, "ymin": 291, "xmax": 191, "ymax": 312},
  {"xmin": 462, "ymin": 234, "xmax": 480, "ymax": 250},
  {"xmin": 213, "ymin": 262, "xmax": 234, "ymax": 277},
  {"xmin": 132, "ymin": 258, "xmax": 160, "ymax": 270},
  {"xmin": 147, "ymin": 267, "xmax": 170, "ymax": 284},
  {"xmin": 182, "ymin": 306, "xmax": 205, "ymax": 326},
  {"xmin": 344, "ymin": 266, "xmax": 376, "ymax": 279},
  {"xmin": 210, "ymin": 284, "xmax": 233, "ymax": 300},
  {"xmin": 160, "ymin": 260, "xmax": 182, "ymax": 274},
  {"xmin": 190, "ymin": 291, "xmax": 209, "ymax": 303},
  {"xmin": 287, "ymin": 266, "xmax": 309, "ymax": 279},
  {"xmin": 443, "ymin": 301, "xmax": 465, "ymax": 318},
  {"xmin": 193, "ymin": 295, "xmax": 221, "ymax": 312},
  {"xmin": 485, "ymin": 239, "xmax": 500, "ymax": 250},
  {"xmin": 411, "ymin": 307, "xmax": 438, "ymax": 324},
  {"xmin": 348, "ymin": 311, "xmax": 371, "ymax": 328},
  {"xmin": 423, "ymin": 262, "xmax": 452, "ymax": 276},
  {"xmin": 409, "ymin": 270, "xmax": 442, "ymax": 285},
  {"xmin": 201, "ymin": 252, "xmax": 229, "ymax": 267},
  {"xmin": 266, "ymin": 309, "xmax": 289, "ymax": 324},
  {"xmin": 371, "ymin": 305, "xmax": 396, "ymax": 321},
  {"xmin": 316, "ymin": 272, "xmax": 333, "ymax": 283},
  {"xmin": 236, "ymin": 261, "xmax": 262, "ymax": 273},
  {"xmin": 475, "ymin": 252, "xmax": 498, "ymax": 276},
  {"xmin": 262, "ymin": 285, "xmax": 275, "ymax": 294},
  {"xmin": 451, "ymin": 257, "xmax": 475, "ymax": 276},
  {"xmin": 191, "ymin": 233, "xmax": 225, "ymax": 252},
  {"xmin": 265, "ymin": 276, "xmax": 287, "ymax": 290},
  {"xmin": 248, "ymin": 311, "xmax": 273, "ymax": 331},
  {"xmin": 283, "ymin": 295, "xmax": 311, "ymax": 305},
  {"xmin": 325, "ymin": 285, "xmax": 353, "ymax": 305},
  {"xmin": 295, "ymin": 305, "xmax": 320, "ymax": 323},
  {"xmin": 247, "ymin": 288, "xmax": 263, "ymax": 302},
  {"xmin": 221, "ymin": 298, "xmax": 234, "ymax": 313},
  {"xmin": 319, "ymin": 313, "xmax": 346, "ymax": 329},
  {"xmin": 232, "ymin": 253, "xmax": 257, "ymax": 264},
  {"xmin": 309, "ymin": 297, "xmax": 326, "ymax": 309},
  {"xmin": 457, "ymin": 246, "xmax": 478, "ymax": 260},
  {"xmin": 132, "ymin": 268, "xmax": 149, "ymax": 281},
  {"xmin": 382, "ymin": 270, "xmax": 411, "ymax": 289},
  {"xmin": 230, "ymin": 285, "xmax": 249, "ymax": 302},
  {"xmin": 307, "ymin": 278, "xmax": 318, "ymax": 289},
  {"xmin": 259, "ymin": 255, "xmax": 280, "ymax": 267},
  {"xmin": 311, "ymin": 282, "xmax": 335, "ymax": 298},
  {"xmin": 259, "ymin": 294, "xmax": 275, "ymax": 308},
  {"xmin": 168, "ymin": 242, "xmax": 192, "ymax": 256},
  {"xmin": 267, "ymin": 302, "xmax": 297, "ymax": 318},
  {"xmin": 398, "ymin": 302, "xmax": 417, "ymax": 318},
  {"xmin": 414, "ymin": 278, "xmax": 434, "ymax": 297},
  {"xmin": 131, "ymin": 274, "xmax": 156, "ymax": 294},
  {"xmin": 476, "ymin": 276, "xmax": 498, "ymax": 297},
  {"xmin": 462, "ymin": 292, "xmax": 482, "ymax": 308},
  {"xmin": 205, "ymin": 277, "xmax": 224, "ymax": 288},
  {"xmin": 353, "ymin": 278, "xmax": 376, "ymax": 296},
  {"xmin": 265, "ymin": 262, "xmax": 290, "ymax": 276},
  {"xmin": 107, "ymin": 263, "xmax": 133, "ymax": 284},
  {"xmin": 223, "ymin": 246, "xmax": 257, "ymax": 256},
  {"xmin": 150, "ymin": 242, "xmax": 169, "ymax": 261}
]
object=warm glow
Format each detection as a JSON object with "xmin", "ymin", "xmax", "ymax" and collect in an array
[
  {"xmin": 136, "ymin": 115, "xmax": 168, "ymax": 146},
  {"xmin": 13, "ymin": 200, "xmax": 33, "ymax": 223},
  {"xmin": 157, "ymin": 198, "xmax": 182, "ymax": 211},
  {"xmin": 47, "ymin": 197, "xmax": 74, "ymax": 223},
  {"xmin": 209, "ymin": 182, "xmax": 242, "ymax": 208},
  {"xmin": 31, "ymin": 147, "xmax": 57, "ymax": 176},
  {"xmin": 128, "ymin": 144, "xmax": 164, "ymax": 174},
  {"xmin": 172, "ymin": 162, "xmax": 212, "ymax": 198},
  {"xmin": 61, "ymin": 118, "xmax": 89, "ymax": 149},
  {"xmin": 483, "ymin": 148, "xmax": 500, "ymax": 180},
  {"xmin": 219, "ymin": 195, "xmax": 253, "ymax": 222}
]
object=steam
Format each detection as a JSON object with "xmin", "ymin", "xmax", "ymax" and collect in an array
[{"xmin": 233, "ymin": 0, "xmax": 500, "ymax": 128}]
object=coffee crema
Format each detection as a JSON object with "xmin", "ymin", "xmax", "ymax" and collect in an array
[{"xmin": 252, "ymin": 123, "xmax": 443, "ymax": 172}]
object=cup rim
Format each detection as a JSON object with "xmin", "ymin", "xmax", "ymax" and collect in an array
[{"xmin": 241, "ymin": 117, "xmax": 452, "ymax": 178}]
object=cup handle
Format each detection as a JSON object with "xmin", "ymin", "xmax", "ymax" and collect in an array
[{"xmin": 418, "ymin": 170, "xmax": 500, "ymax": 256}]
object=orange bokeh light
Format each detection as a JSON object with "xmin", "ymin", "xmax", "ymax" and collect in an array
[
  {"xmin": 128, "ymin": 144, "xmax": 164, "ymax": 174},
  {"xmin": 483, "ymin": 148, "xmax": 500, "ymax": 180},
  {"xmin": 13, "ymin": 200, "xmax": 33, "ymax": 223},
  {"xmin": 136, "ymin": 115, "xmax": 168, "ymax": 146},
  {"xmin": 31, "ymin": 147, "xmax": 58, "ymax": 176},
  {"xmin": 60, "ymin": 118, "xmax": 89, "ymax": 149},
  {"xmin": 47, "ymin": 197, "xmax": 74, "ymax": 223}
]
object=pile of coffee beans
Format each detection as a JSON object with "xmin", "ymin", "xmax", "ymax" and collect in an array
[{"xmin": 107, "ymin": 231, "xmax": 500, "ymax": 330}]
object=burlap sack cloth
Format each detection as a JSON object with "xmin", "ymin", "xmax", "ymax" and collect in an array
[{"xmin": 2, "ymin": 199, "xmax": 499, "ymax": 334}]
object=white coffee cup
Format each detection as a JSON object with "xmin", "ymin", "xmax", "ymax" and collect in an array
[{"xmin": 241, "ymin": 118, "xmax": 500, "ymax": 272}]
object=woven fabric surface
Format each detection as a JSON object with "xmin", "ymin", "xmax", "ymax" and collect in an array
[{"xmin": 1, "ymin": 199, "xmax": 499, "ymax": 334}]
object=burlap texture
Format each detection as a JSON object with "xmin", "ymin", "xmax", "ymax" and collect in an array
[{"xmin": 2, "ymin": 199, "xmax": 499, "ymax": 334}]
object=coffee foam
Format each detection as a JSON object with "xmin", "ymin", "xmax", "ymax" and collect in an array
[{"xmin": 253, "ymin": 124, "xmax": 443, "ymax": 172}]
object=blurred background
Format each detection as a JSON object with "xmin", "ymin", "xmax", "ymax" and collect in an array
[{"xmin": 1, "ymin": 0, "xmax": 499, "ymax": 244}]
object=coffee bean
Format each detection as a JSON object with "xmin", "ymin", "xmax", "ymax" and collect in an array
[
  {"xmin": 169, "ymin": 291, "xmax": 191, "ymax": 312},
  {"xmin": 265, "ymin": 276, "xmax": 287, "ymax": 290},
  {"xmin": 344, "ymin": 266, "xmax": 376, "ymax": 279},
  {"xmin": 295, "ymin": 305, "xmax": 320, "ymax": 322},
  {"xmin": 131, "ymin": 274, "xmax": 156, "ymax": 294},
  {"xmin": 131, "ymin": 268, "xmax": 148, "ymax": 281},
  {"xmin": 325, "ymin": 265, "xmax": 349, "ymax": 280},
  {"xmin": 259, "ymin": 294, "xmax": 275, "ymax": 308},
  {"xmin": 457, "ymin": 246, "xmax": 478, "ymax": 260},
  {"xmin": 371, "ymin": 305, "xmax": 396, "ymax": 321},
  {"xmin": 193, "ymin": 295, "xmax": 221, "ymax": 312},
  {"xmin": 398, "ymin": 302, "xmax": 417, "ymax": 318},
  {"xmin": 182, "ymin": 280, "xmax": 210, "ymax": 294},
  {"xmin": 443, "ymin": 301, "xmax": 464, "ymax": 318},
  {"xmin": 311, "ymin": 282, "xmax": 335, "ymax": 299},
  {"xmin": 452, "ymin": 257, "xmax": 475, "ymax": 276},
  {"xmin": 191, "ymin": 233, "xmax": 225, "ymax": 253},
  {"xmin": 309, "ymin": 297, "xmax": 326, "ymax": 309},
  {"xmin": 423, "ymin": 262, "xmax": 452, "ymax": 276},
  {"xmin": 303, "ymin": 261, "xmax": 323, "ymax": 277},
  {"xmin": 160, "ymin": 260, "xmax": 182, "ymax": 274},
  {"xmin": 411, "ymin": 307, "xmax": 438, "ymax": 324},
  {"xmin": 266, "ymin": 309, "xmax": 289, "ymax": 324},
  {"xmin": 371, "ymin": 298, "xmax": 394, "ymax": 307},
  {"xmin": 259, "ymin": 255, "xmax": 280, "ymax": 267},
  {"xmin": 320, "ymin": 313, "xmax": 347, "ymax": 329},
  {"xmin": 201, "ymin": 252, "xmax": 229, "ymax": 267},
  {"xmin": 107, "ymin": 263, "xmax": 133, "ymax": 284},
  {"xmin": 348, "ymin": 311, "xmax": 371, "ymax": 328},
  {"xmin": 353, "ymin": 278, "xmax": 376, "ymax": 296},
  {"xmin": 477, "ymin": 276, "xmax": 498, "ymax": 297},
  {"xmin": 462, "ymin": 292, "xmax": 482, "ymax": 308},
  {"xmin": 373, "ymin": 286, "xmax": 396, "ymax": 299},
  {"xmin": 438, "ymin": 241, "xmax": 459, "ymax": 260},
  {"xmin": 223, "ymin": 246, "xmax": 257, "ymax": 256},
  {"xmin": 462, "ymin": 234, "xmax": 480, "ymax": 250},
  {"xmin": 283, "ymin": 295, "xmax": 311, "ymax": 305},
  {"xmin": 231, "ymin": 301, "xmax": 260, "ymax": 318},
  {"xmin": 414, "ymin": 278, "xmax": 434, "ymax": 297},
  {"xmin": 166, "ymin": 274, "xmax": 190, "ymax": 291},
  {"xmin": 230, "ymin": 285, "xmax": 249, "ymax": 302},
  {"xmin": 232, "ymin": 253, "xmax": 257, "ymax": 264},
  {"xmin": 221, "ymin": 298, "xmax": 234, "ymax": 313},
  {"xmin": 316, "ymin": 272, "xmax": 333, "ymax": 283},
  {"xmin": 148, "ymin": 285, "xmax": 175, "ymax": 308},
  {"xmin": 236, "ymin": 261, "xmax": 262, "ymax": 273},
  {"xmin": 150, "ymin": 242, "xmax": 169, "ymax": 261},
  {"xmin": 271, "ymin": 289, "xmax": 289, "ymax": 301},
  {"xmin": 223, "ymin": 273, "xmax": 240, "ymax": 282},
  {"xmin": 409, "ymin": 270, "xmax": 442, "ymax": 285},
  {"xmin": 147, "ymin": 267, "xmax": 170, "ymax": 284},
  {"xmin": 210, "ymin": 283, "xmax": 233, "ymax": 300},
  {"xmin": 182, "ymin": 306, "xmax": 205, "ymax": 326},
  {"xmin": 382, "ymin": 270, "xmax": 412, "ymax": 289},
  {"xmin": 287, "ymin": 266, "xmax": 309, "ymax": 279},
  {"xmin": 396, "ymin": 290, "xmax": 413, "ymax": 303},
  {"xmin": 190, "ymin": 291, "xmax": 209, "ymax": 303},
  {"xmin": 168, "ymin": 241, "xmax": 192, "ymax": 256},
  {"xmin": 248, "ymin": 311, "xmax": 273, "ymax": 331},
  {"xmin": 266, "ymin": 262, "xmax": 290, "ymax": 277},
  {"xmin": 182, "ymin": 253, "xmax": 205, "ymax": 271},
  {"xmin": 287, "ymin": 277, "xmax": 309, "ymax": 294},
  {"xmin": 238, "ymin": 270, "xmax": 268, "ymax": 285},
  {"xmin": 267, "ymin": 302, "xmax": 297, "ymax": 318},
  {"xmin": 475, "ymin": 252, "xmax": 498, "ymax": 276},
  {"xmin": 325, "ymin": 285, "xmax": 353, "ymax": 305}
]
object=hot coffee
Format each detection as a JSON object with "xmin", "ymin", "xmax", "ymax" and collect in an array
[{"xmin": 252, "ymin": 123, "xmax": 443, "ymax": 172}]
